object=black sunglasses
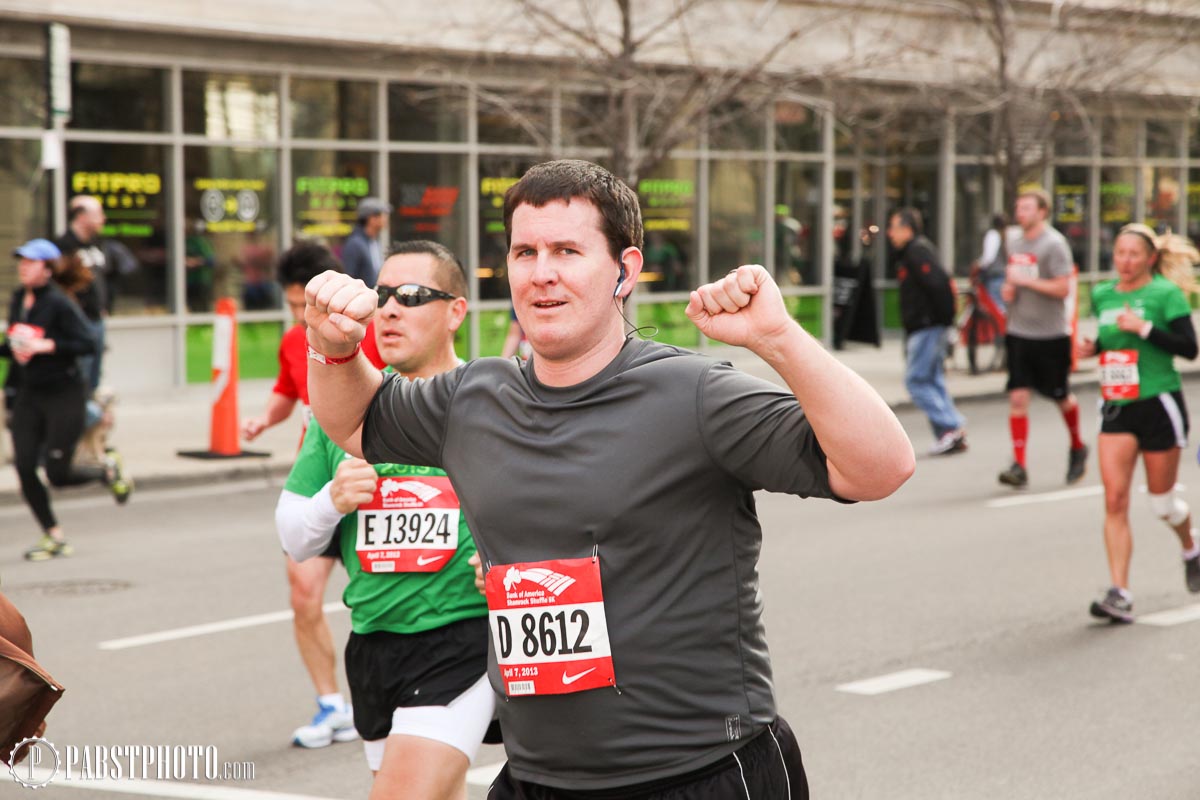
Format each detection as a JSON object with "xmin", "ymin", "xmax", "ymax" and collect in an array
[{"xmin": 376, "ymin": 283, "xmax": 458, "ymax": 308}]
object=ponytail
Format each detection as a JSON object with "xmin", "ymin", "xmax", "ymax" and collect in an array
[{"xmin": 1155, "ymin": 233, "xmax": 1199, "ymax": 296}]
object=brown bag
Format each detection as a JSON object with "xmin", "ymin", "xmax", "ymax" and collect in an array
[{"xmin": 0, "ymin": 591, "xmax": 64, "ymax": 766}]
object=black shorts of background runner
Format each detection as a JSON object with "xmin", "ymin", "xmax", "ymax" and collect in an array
[
  {"xmin": 10, "ymin": 379, "xmax": 107, "ymax": 531},
  {"xmin": 1100, "ymin": 391, "xmax": 1189, "ymax": 452},
  {"xmin": 486, "ymin": 717, "xmax": 808, "ymax": 800},
  {"xmin": 345, "ymin": 616, "xmax": 488, "ymax": 741},
  {"xmin": 318, "ymin": 532, "xmax": 341, "ymax": 561},
  {"xmin": 1005, "ymin": 334, "xmax": 1072, "ymax": 399}
]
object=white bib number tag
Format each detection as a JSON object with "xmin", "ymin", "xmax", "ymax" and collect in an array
[
  {"xmin": 355, "ymin": 476, "xmax": 459, "ymax": 573},
  {"xmin": 1006, "ymin": 253, "xmax": 1039, "ymax": 283},
  {"xmin": 1099, "ymin": 350, "xmax": 1140, "ymax": 401},
  {"xmin": 485, "ymin": 556, "xmax": 616, "ymax": 696}
]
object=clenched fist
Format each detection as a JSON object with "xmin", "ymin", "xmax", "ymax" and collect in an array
[
  {"xmin": 304, "ymin": 271, "xmax": 377, "ymax": 359},
  {"xmin": 685, "ymin": 265, "xmax": 792, "ymax": 350},
  {"xmin": 330, "ymin": 457, "xmax": 379, "ymax": 515}
]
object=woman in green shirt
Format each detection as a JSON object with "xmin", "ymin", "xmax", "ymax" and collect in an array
[{"xmin": 1076, "ymin": 224, "xmax": 1200, "ymax": 622}]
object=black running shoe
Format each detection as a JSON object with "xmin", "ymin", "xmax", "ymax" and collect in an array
[
  {"xmin": 998, "ymin": 462, "xmax": 1028, "ymax": 488},
  {"xmin": 1186, "ymin": 552, "xmax": 1200, "ymax": 593},
  {"xmin": 1089, "ymin": 587, "xmax": 1134, "ymax": 623},
  {"xmin": 1066, "ymin": 445, "xmax": 1088, "ymax": 485}
]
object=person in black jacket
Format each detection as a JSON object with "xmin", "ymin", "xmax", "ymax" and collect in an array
[
  {"xmin": 888, "ymin": 208, "xmax": 968, "ymax": 455},
  {"xmin": 2, "ymin": 240, "xmax": 132, "ymax": 562}
]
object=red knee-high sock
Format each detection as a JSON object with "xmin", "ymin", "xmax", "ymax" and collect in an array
[
  {"xmin": 1061, "ymin": 404, "xmax": 1084, "ymax": 450},
  {"xmin": 1010, "ymin": 416, "xmax": 1028, "ymax": 468}
]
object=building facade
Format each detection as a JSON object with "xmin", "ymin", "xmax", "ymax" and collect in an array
[{"xmin": 2, "ymin": 2, "xmax": 1199, "ymax": 389}]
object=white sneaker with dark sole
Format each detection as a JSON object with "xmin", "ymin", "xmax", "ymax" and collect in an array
[{"xmin": 292, "ymin": 702, "xmax": 358, "ymax": 748}]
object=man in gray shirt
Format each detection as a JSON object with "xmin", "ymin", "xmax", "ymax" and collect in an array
[
  {"xmin": 304, "ymin": 160, "xmax": 914, "ymax": 798},
  {"xmin": 999, "ymin": 187, "xmax": 1088, "ymax": 489}
]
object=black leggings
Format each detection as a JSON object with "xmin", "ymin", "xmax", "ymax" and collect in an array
[{"xmin": 10, "ymin": 380, "xmax": 106, "ymax": 532}]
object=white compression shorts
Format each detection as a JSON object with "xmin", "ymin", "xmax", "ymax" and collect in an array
[{"xmin": 361, "ymin": 674, "xmax": 495, "ymax": 772}]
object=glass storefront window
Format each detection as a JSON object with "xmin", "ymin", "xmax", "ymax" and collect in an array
[
  {"xmin": 290, "ymin": 78, "xmax": 376, "ymax": 140},
  {"xmin": 1142, "ymin": 166, "xmax": 1181, "ymax": 233},
  {"xmin": 183, "ymin": 146, "xmax": 278, "ymax": 312},
  {"xmin": 389, "ymin": 152, "xmax": 468, "ymax": 263},
  {"xmin": 0, "ymin": 57, "xmax": 46, "ymax": 128},
  {"xmin": 775, "ymin": 101, "xmax": 821, "ymax": 153},
  {"xmin": 1051, "ymin": 110, "xmax": 1093, "ymax": 158},
  {"xmin": 882, "ymin": 112, "xmax": 939, "ymax": 158},
  {"xmin": 1190, "ymin": 118, "xmax": 1200, "ymax": 159},
  {"xmin": 709, "ymin": 101, "xmax": 765, "ymax": 152},
  {"xmin": 562, "ymin": 93, "xmax": 616, "ymax": 149},
  {"xmin": 292, "ymin": 149, "xmax": 376, "ymax": 252},
  {"xmin": 66, "ymin": 142, "xmax": 172, "ymax": 315},
  {"xmin": 1101, "ymin": 117, "xmax": 1138, "ymax": 160},
  {"xmin": 477, "ymin": 155, "xmax": 538, "ymax": 299},
  {"xmin": 774, "ymin": 162, "xmax": 821, "ymax": 286},
  {"xmin": 1099, "ymin": 166, "xmax": 1134, "ymax": 271},
  {"xmin": 70, "ymin": 63, "xmax": 168, "ymax": 132},
  {"xmin": 637, "ymin": 159, "xmax": 697, "ymax": 292},
  {"xmin": 0, "ymin": 139, "xmax": 50, "ymax": 300},
  {"xmin": 709, "ymin": 160, "xmax": 765, "ymax": 275},
  {"xmin": 388, "ymin": 83, "xmax": 467, "ymax": 143},
  {"xmin": 1053, "ymin": 166, "xmax": 1089, "ymax": 272},
  {"xmin": 638, "ymin": 94, "xmax": 697, "ymax": 151},
  {"xmin": 183, "ymin": 72, "xmax": 279, "ymax": 140},
  {"xmin": 954, "ymin": 164, "xmax": 992, "ymax": 275},
  {"xmin": 477, "ymin": 89, "xmax": 551, "ymax": 147},
  {"xmin": 1146, "ymin": 119, "xmax": 1181, "ymax": 159}
]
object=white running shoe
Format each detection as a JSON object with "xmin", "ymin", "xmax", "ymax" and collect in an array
[
  {"xmin": 928, "ymin": 430, "xmax": 967, "ymax": 456},
  {"xmin": 291, "ymin": 701, "xmax": 358, "ymax": 748}
]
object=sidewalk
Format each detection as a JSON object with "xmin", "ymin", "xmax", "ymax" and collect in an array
[{"xmin": 3, "ymin": 325, "xmax": 1199, "ymax": 505}]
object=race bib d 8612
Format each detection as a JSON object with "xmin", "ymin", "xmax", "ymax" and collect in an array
[
  {"xmin": 485, "ymin": 556, "xmax": 616, "ymax": 697},
  {"xmin": 354, "ymin": 476, "xmax": 459, "ymax": 573},
  {"xmin": 1099, "ymin": 349, "xmax": 1140, "ymax": 401}
]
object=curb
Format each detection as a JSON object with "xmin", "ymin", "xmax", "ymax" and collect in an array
[{"xmin": 0, "ymin": 461, "xmax": 295, "ymax": 506}]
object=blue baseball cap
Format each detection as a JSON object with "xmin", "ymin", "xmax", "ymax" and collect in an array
[{"xmin": 14, "ymin": 238, "xmax": 62, "ymax": 261}]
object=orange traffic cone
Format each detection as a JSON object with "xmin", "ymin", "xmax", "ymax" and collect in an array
[{"xmin": 178, "ymin": 297, "xmax": 268, "ymax": 460}]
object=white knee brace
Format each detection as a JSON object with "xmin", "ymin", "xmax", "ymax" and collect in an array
[{"xmin": 1149, "ymin": 490, "xmax": 1189, "ymax": 527}]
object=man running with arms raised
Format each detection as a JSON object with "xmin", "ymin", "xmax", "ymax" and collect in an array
[{"xmin": 304, "ymin": 160, "xmax": 913, "ymax": 798}]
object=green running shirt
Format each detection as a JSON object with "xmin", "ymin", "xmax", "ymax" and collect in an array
[{"xmin": 1092, "ymin": 274, "xmax": 1192, "ymax": 404}]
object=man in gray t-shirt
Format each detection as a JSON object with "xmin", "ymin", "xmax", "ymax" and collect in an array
[
  {"xmin": 998, "ymin": 188, "xmax": 1088, "ymax": 490},
  {"xmin": 304, "ymin": 160, "xmax": 914, "ymax": 797}
]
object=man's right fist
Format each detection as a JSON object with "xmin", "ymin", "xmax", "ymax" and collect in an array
[
  {"xmin": 330, "ymin": 457, "xmax": 378, "ymax": 515},
  {"xmin": 304, "ymin": 271, "xmax": 377, "ymax": 357}
]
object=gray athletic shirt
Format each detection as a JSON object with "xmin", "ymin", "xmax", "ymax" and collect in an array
[
  {"xmin": 362, "ymin": 338, "xmax": 838, "ymax": 790},
  {"xmin": 1006, "ymin": 225, "xmax": 1074, "ymax": 339}
]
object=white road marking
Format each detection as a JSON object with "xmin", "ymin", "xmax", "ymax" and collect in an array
[
  {"xmin": 835, "ymin": 668, "xmax": 952, "ymax": 696},
  {"xmin": 0, "ymin": 479, "xmax": 276, "ymax": 518},
  {"xmin": 17, "ymin": 770, "xmax": 339, "ymax": 800},
  {"xmin": 986, "ymin": 486, "xmax": 1103, "ymax": 508},
  {"xmin": 1138, "ymin": 603, "xmax": 1200, "ymax": 627},
  {"xmin": 466, "ymin": 761, "xmax": 505, "ymax": 787},
  {"xmin": 98, "ymin": 602, "xmax": 346, "ymax": 651}
]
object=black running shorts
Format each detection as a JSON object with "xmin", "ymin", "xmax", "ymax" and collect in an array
[
  {"xmin": 1100, "ymin": 391, "xmax": 1189, "ymax": 452},
  {"xmin": 486, "ymin": 716, "xmax": 809, "ymax": 800},
  {"xmin": 1005, "ymin": 334, "xmax": 1072, "ymax": 400},
  {"xmin": 344, "ymin": 617, "xmax": 489, "ymax": 741}
]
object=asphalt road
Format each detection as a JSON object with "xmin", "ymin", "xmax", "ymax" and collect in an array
[{"xmin": 4, "ymin": 386, "xmax": 1200, "ymax": 799}]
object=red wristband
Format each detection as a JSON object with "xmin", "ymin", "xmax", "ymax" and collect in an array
[{"xmin": 307, "ymin": 343, "xmax": 361, "ymax": 365}]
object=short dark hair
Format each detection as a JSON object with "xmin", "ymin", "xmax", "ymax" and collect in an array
[
  {"xmin": 503, "ymin": 159, "xmax": 643, "ymax": 262},
  {"xmin": 277, "ymin": 242, "xmax": 341, "ymax": 288},
  {"xmin": 891, "ymin": 207, "xmax": 924, "ymax": 236},
  {"xmin": 388, "ymin": 239, "xmax": 468, "ymax": 298}
]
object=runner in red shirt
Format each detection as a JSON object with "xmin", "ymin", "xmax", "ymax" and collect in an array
[{"xmin": 242, "ymin": 242, "xmax": 384, "ymax": 748}]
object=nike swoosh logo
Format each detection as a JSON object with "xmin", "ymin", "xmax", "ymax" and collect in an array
[
  {"xmin": 416, "ymin": 555, "xmax": 445, "ymax": 566},
  {"xmin": 561, "ymin": 667, "xmax": 596, "ymax": 685}
]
